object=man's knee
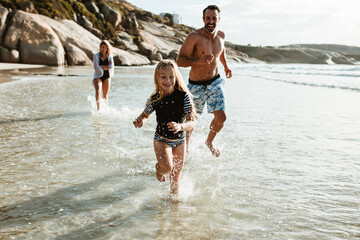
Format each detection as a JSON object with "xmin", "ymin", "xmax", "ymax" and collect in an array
[{"xmin": 214, "ymin": 111, "xmax": 226, "ymax": 123}]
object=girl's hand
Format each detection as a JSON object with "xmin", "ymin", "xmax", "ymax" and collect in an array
[
  {"xmin": 133, "ymin": 117, "xmax": 144, "ymax": 128},
  {"xmin": 167, "ymin": 122, "xmax": 182, "ymax": 133}
]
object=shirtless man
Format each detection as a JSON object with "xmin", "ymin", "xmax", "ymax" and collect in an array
[{"xmin": 177, "ymin": 5, "xmax": 232, "ymax": 157}]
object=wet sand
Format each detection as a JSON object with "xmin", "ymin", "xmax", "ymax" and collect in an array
[{"xmin": 0, "ymin": 63, "xmax": 81, "ymax": 84}]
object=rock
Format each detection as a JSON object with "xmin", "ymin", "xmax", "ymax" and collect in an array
[
  {"xmin": 128, "ymin": 12, "xmax": 139, "ymax": 29},
  {"xmin": 20, "ymin": 1, "xmax": 34, "ymax": 13},
  {"xmin": 101, "ymin": 5, "xmax": 121, "ymax": 28},
  {"xmin": 138, "ymin": 20, "xmax": 182, "ymax": 56},
  {"xmin": 118, "ymin": 31, "xmax": 133, "ymax": 42},
  {"xmin": 85, "ymin": 2, "xmax": 99, "ymax": 14},
  {"xmin": 95, "ymin": 13, "xmax": 104, "ymax": 22},
  {"xmin": 0, "ymin": 7, "xmax": 9, "ymax": 45},
  {"xmin": 112, "ymin": 48, "xmax": 150, "ymax": 66},
  {"xmin": 158, "ymin": 50, "xmax": 168, "ymax": 59},
  {"xmin": 150, "ymin": 52, "xmax": 163, "ymax": 61},
  {"xmin": 88, "ymin": 27, "xmax": 103, "ymax": 38},
  {"xmin": 168, "ymin": 49, "xmax": 178, "ymax": 60},
  {"xmin": 78, "ymin": 15, "xmax": 93, "ymax": 29},
  {"xmin": 138, "ymin": 41, "xmax": 158, "ymax": 57},
  {"xmin": 3, "ymin": 10, "xmax": 65, "ymax": 65},
  {"xmin": 114, "ymin": 38, "xmax": 138, "ymax": 51},
  {"xmin": 65, "ymin": 43, "xmax": 92, "ymax": 65},
  {"xmin": 0, "ymin": 46, "xmax": 19, "ymax": 63}
]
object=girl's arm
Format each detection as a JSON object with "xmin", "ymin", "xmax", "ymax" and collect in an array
[
  {"xmin": 133, "ymin": 112, "xmax": 150, "ymax": 128},
  {"xmin": 167, "ymin": 113, "xmax": 196, "ymax": 133}
]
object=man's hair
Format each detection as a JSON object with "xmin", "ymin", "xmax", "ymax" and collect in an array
[{"xmin": 203, "ymin": 5, "xmax": 220, "ymax": 17}]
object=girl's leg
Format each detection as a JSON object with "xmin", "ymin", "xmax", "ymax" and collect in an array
[
  {"xmin": 93, "ymin": 78, "xmax": 102, "ymax": 110},
  {"xmin": 154, "ymin": 139, "xmax": 173, "ymax": 182},
  {"xmin": 102, "ymin": 78, "xmax": 111, "ymax": 103},
  {"xmin": 170, "ymin": 141, "xmax": 186, "ymax": 194}
]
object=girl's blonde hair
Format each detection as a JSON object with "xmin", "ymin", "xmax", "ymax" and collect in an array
[
  {"xmin": 151, "ymin": 59, "xmax": 196, "ymax": 117},
  {"xmin": 100, "ymin": 40, "xmax": 112, "ymax": 55}
]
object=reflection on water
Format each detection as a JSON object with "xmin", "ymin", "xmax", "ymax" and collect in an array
[{"xmin": 0, "ymin": 65, "xmax": 359, "ymax": 239}]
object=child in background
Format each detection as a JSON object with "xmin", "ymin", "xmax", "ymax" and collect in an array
[
  {"xmin": 133, "ymin": 60, "xmax": 196, "ymax": 194},
  {"xmin": 93, "ymin": 40, "xmax": 114, "ymax": 110}
]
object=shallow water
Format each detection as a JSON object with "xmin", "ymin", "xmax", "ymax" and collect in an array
[{"xmin": 0, "ymin": 64, "xmax": 359, "ymax": 239}]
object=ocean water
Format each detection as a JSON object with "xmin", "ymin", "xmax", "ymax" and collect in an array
[{"xmin": 0, "ymin": 64, "xmax": 359, "ymax": 239}]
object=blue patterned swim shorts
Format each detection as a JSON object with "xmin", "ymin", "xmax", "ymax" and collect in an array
[{"xmin": 187, "ymin": 74, "xmax": 226, "ymax": 115}]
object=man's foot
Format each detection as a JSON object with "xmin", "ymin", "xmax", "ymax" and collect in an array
[
  {"xmin": 205, "ymin": 141, "xmax": 220, "ymax": 157},
  {"xmin": 155, "ymin": 163, "xmax": 166, "ymax": 182}
]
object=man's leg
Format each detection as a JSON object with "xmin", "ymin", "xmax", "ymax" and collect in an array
[{"xmin": 206, "ymin": 110, "xmax": 226, "ymax": 157}]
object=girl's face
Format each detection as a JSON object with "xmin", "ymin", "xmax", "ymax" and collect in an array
[
  {"xmin": 100, "ymin": 44, "xmax": 108, "ymax": 55},
  {"xmin": 158, "ymin": 65, "xmax": 176, "ymax": 94}
]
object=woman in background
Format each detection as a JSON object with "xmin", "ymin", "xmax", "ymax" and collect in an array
[{"xmin": 93, "ymin": 40, "xmax": 114, "ymax": 110}]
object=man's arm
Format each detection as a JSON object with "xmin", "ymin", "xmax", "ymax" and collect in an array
[
  {"xmin": 220, "ymin": 48, "xmax": 232, "ymax": 78},
  {"xmin": 177, "ymin": 32, "xmax": 214, "ymax": 67}
]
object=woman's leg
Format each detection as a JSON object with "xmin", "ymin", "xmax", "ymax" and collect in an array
[
  {"xmin": 102, "ymin": 78, "xmax": 111, "ymax": 103},
  {"xmin": 154, "ymin": 139, "xmax": 173, "ymax": 182},
  {"xmin": 170, "ymin": 141, "xmax": 186, "ymax": 194},
  {"xmin": 93, "ymin": 78, "xmax": 102, "ymax": 110}
]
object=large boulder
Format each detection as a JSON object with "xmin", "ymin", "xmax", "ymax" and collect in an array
[
  {"xmin": 112, "ymin": 48, "xmax": 150, "ymax": 66},
  {"xmin": 138, "ymin": 20, "xmax": 182, "ymax": 56},
  {"xmin": 138, "ymin": 41, "xmax": 158, "ymax": 58},
  {"xmin": 3, "ymin": 10, "xmax": 65, "ymax": 65},
  {"xmin": 0, "ymin": 7, "xmax": 9, "ymax": 45},
  {"xmin": 65, "ymin": 43, "xmax": 92, "ymax": 65},
  {"xmin": 101, "ymin": 5, "xmax": 121, "ymax": 28}
]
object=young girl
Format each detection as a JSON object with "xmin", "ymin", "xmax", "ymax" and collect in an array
[
  {"xmin": 133, "ymin": 60, "xmax": 196, "ymax": 194},
  {"xmin": 93, "ymin": 40, "xmax": 114, "ymax": 110}
]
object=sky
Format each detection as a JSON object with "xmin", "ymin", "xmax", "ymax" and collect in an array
[{"xmin": 127, "ymin": 0, "xmax": 360, "ymax": 47}]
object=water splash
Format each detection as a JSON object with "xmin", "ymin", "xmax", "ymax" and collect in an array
[{"xmin": 87, "ymin": 95, "xmax": 125, "ymax": 115}]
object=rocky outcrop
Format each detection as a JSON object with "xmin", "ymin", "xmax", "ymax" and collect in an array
[
  {"xmin": 3, "ymin": 10, "xmax": 65, "ymax": 65},
  {"xmin": 227, "ymin": 43, "xmax": 358, "ymax": 65},
  {"xmin": 101, "ymin": 5, "xmax": 121, "ymax": 28},
  {"xmin": 0, "ymin": 1, "xmax": 358, "ymax": 66},
  {"xmin": 0, "ymin": 7, "xmax": 149, "ymax": 66},
  {"xmin": 284, "ymin": 44, "xmax": 360, "ymax": 62}
]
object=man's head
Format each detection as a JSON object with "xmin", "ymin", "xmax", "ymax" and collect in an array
[{"xmin": 202, "ymin": 5, "xmax": 220, "ymax": 34}]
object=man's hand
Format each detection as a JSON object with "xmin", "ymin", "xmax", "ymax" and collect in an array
[
  {"xmin": 224, "ymin": 66, "xmax": 232, "ymax": 78},
  {"xmin": 198, "ymin": 54, "xmax": 214, "ymax": 65}
]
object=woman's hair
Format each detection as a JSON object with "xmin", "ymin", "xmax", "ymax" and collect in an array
[
  {"xmin": 151, "ymin": 59, "xmax": 196, "ymax": 117},
  {"xmin": 100, "ymin": 40, "xmax": 112, "ymax": 55}
]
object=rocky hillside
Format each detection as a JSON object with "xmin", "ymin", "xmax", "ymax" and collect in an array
[{"xmin": 0, "ymin": 0, "xmax": 359, "ymax": 66}]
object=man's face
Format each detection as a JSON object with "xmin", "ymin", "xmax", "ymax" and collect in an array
[{"xmin": 203, "ymin": 9, "xmax": 220, "ymax": 34}]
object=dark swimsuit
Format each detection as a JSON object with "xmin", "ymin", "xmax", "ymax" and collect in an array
[
  {"xmin": 144, "ymin": 89, "xmax": 192, "ymax": 149},
  {"xmin": 99, "ymin": 56, "xmax": 109, "ymax": 81}
]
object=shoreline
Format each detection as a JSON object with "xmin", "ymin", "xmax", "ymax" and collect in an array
[{"xmin": 0, "ymin": 63, "xmax": 48, "ymax": 84}]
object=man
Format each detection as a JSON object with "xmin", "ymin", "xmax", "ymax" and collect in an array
[{"xmin": 177, "ymin": 5, "xmax": 232, "ymax": 157}]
